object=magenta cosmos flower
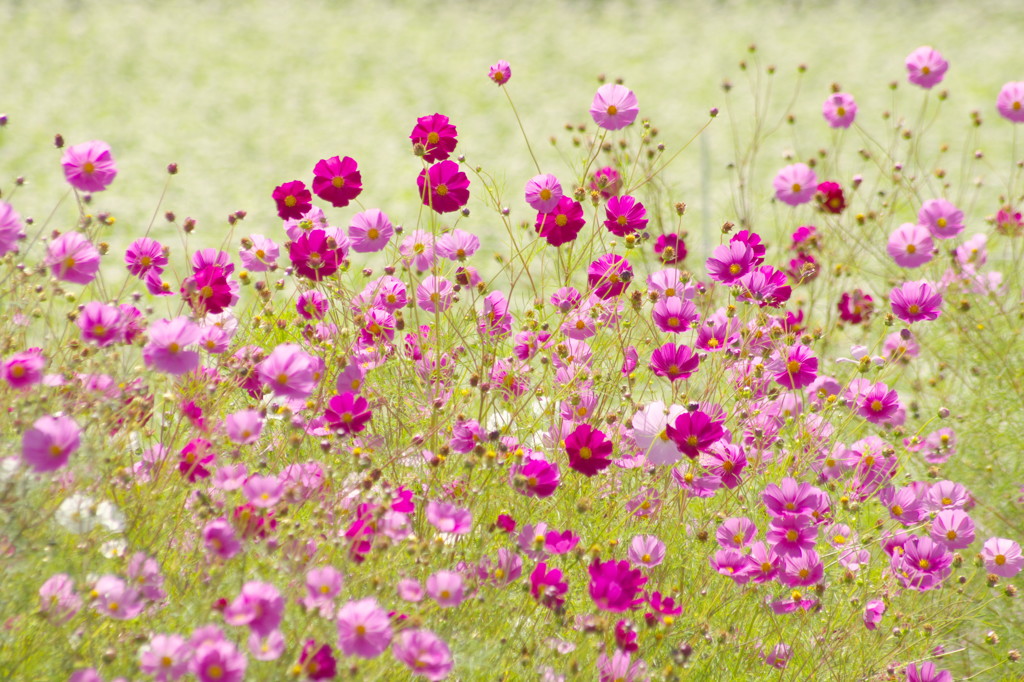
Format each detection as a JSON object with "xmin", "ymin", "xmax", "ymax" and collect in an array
[
  {"xmin": 325, "ymin": 392, "xmax": 372, "ymax": 435},
  {"xmin": 816, "ymin": 181, "xmax": 845, "ymax": 213},
  {"xmin": 488, "ymin": 60, "xmax": 511, "ymax": 85},
  {"xmin": 565, "ymin": 423, "xmax": 615, "ymax": 476},
  {"xmin": 587, "ymin": 254, "xmax": 632, "ymax": 299},
  {"xmin": 224, "ymin": 581, "xmax": 284, "ymax": 636},
  {"xmin": 655, "ymin": 232, "xmax": 686, "ymax": 264},
  {"xmin": 124, "ymin": 237, "xmax": 167, "ymax": 277},
  {"xmin": 888, "ymin": 223, "xmax": 934, "ymax": 268},
  {"xmin": 603, "ymin": 195, "xmax": 647, "ymax": 236},
  {"xmin": 272, "ymin": 180, "xmax": 312, "ymax": 220},
  {"xmin": 61, "ymin": 140, "xmax": 117, "ymax": 192},
  {"xmin": 535, "ymin": 195, "xmax": 585, "ymax": 246},
  {"xmin": 144, "ymin": 317, "xmax": 202, "ymax": 374},
  {"xmin": 890, "ymin": 280, "xmax": 942, "ymax": 323},
  {"xmin": 649, "ymin": 342, "xmax": 699, "ymax": 382},
  {"xmin": 418, "ymin": 160, "xmax": 470, "ymax": 214},
  {"xmin": 588, "ymin": 559, "xmax": 648, "ymax": 612},
  {"xmin": 918, "ymin": 198, "xmax": 964, "ymax": 239},
  {"xmin": 590, "ymin": 83, "xmax": 639, "ymax": 131},
  {"xmin": 652, "ymin": 296, "xmax": 699, "ymax": 333},
  {"xmin": 905, "ymin": 46, "xmax": 948, "ymax": 89},
  {"xmin": 706, "ymin": 241, "xmax": 757, "ymax": 284},
  {"xmin": 511, "ymin": 455, "xmax": 560, "ymax": 498},
  {"xmin": 22, "ymin": 415, "xmax": 81, "ymax": 473},
  {"xmin": 336, "ymin": 597, "xmax": 392, "ymax": 658},
  {"xmin": 4, "ymin": 348, "xmax": 45, "ymax": 390},
  {"xmin": 416, "ymin": 276, "xmax": 454, "ymax": 313},
  {"xmin": 666, "ymin": 410, "xmax": 725, "ymax": 458},
  {"xmin": 981, "ymin": 537, "xmax": 1023, "ymax": 577},
  {"xmin": 348, "ymin": 209, "xmax": 394, "ymax": 253},
  {"xmin": 410, "ymin": 113, "xmax": 458, "ymax": 162},
  {"xmin": 312, "ymin": 155, "xmax": 362, "ymax": 208},
  {"xmin": 524, "ymin": 173, "xmax": 562, "ymax": 213},
  {"xmin": 773, "ymin": 163, "xmax": 818, "ymax": 206},
  {"xmin": 822, "ymin": 92, "xmax": 857, "ymax": 128},
  {"xmin": 0, "ymin": 201, "xmax": 25, "ymax": 256},
  {"xmin": 392, "ymin": 629, "xmax": 453, "ymax": 681},
  {"xmin": 769, "ymin": 345, "xmax": 817, "ymax": 390},
  {"xmin": 297, "ymin": 640, "xmax": 337, "ymax": 681},
  {"xmin": 47, "ymin": 231, "xmax": 101, "ymax": 285},
  {"xmin": 258, "ymin": 343, "xmax": 318, "ymax": 399},
  {"xmin": 997, "ymin": 81, "xmax": 1024, "ymax": 123},
  {"xmin": 289, "ymin": 228, "xmax": 345, "ymax": 280}
]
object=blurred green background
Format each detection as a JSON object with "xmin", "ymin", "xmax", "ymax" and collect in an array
[{"xmin": 2, "ymin": 0, "xmax": 1022, "ymax": 258}]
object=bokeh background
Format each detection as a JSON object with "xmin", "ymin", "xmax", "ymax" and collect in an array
[{"xmin": 3, "ymin": 0, "xmax": 1023, "ymax": 260}]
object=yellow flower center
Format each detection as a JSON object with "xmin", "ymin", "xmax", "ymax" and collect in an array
[
  {"xmin": 791, "ymin": 183, "xmax": 802, "ymax": 193},
  {"xmin": 836, "ymin": 106, "xmax": 846, "ymax": 117},
  {"xmin": 785, "ymin": 529, "xmax": 798, "ymax": 542},
  {"xmin": 167, "ymin": 342, "xmax": 180, "ymax": 353},
  {"xmin": 906, "ymin": 244, "xmax": 917, "ymax": 254},
  {"xmin": 435, "ymin": 184, "xmax": 449, "ymax": 196},
  {"xmin": 83, "ymin": 161, "xmax": 96, "ymax": 174},
  {"xmin": 732, "ymin": 533, "xmax": 744, "ymax": 545},
  {"xmin": 686, "ymin": 435, "xmax": 698, "ymax": 447},
  {"xmin": 995, "ymin": 554, "xmax": 1007, "ymax": 565},
  {"xmin": 891, "ymin": 505, "xmax": 903, "ymax": 516},
  {"xmin": 786, "ymin": 360, "xmax": 801, "ymax": 374},
  {"xmin": 10, "ymin": 364, "xmax": 25, "ymax": 378},
  {"xmin": 707, "ymin": 338, "xmax": 719, "ymax": 348},
  {"xmin": 937, "ymin": 217, "xmax": 947, "ymax": 228},
  {"xmin": 617, "ymin": 215, "xmax": 628, "ymax": 226},
  {"xmin": 871, "ymin": 400, "xmax": 884, "ymax": 412},
  {"xmin": 427, "ymin": 132, "xmax": 440, "ymax": 145},
  {"xmin": 539, "ymin": 188, "xmax": 552, "ymax": 201},
  {"xmin": 908, "ymin": 304, "xmax": 921, "ymax": 315},
  {"xmin": 332, "ymin": 176, "xmax": 345, "ymax": 188},
  {"xmin": 667, "ymin": 316, "xmax": 680, "ymax": 327},
  {"xmin": 946, "ymin": 530, "xmax": 958, "ymax": 541},
  {"xmin": 607, "ymin": 105, "xmax": 618, "ymax": 115},
  {"xmin": 284, "ymin": 195, "xmax": 297, "ymax": 207},
  {"xmin": 578, "ymin": 446, "xmax": 592, "ymax": 460},
  {"xmin": 918, "ymin": 558, "xmax": 931, "ymax": 570},
  {"xmin": 555, "ymin": 214, "xmax": 568, "ymax": 227}
]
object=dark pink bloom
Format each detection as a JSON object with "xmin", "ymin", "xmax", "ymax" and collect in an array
[
  {"xmin": 773, "ymin": 163, "xmax": 817, "ymax": 206},
  {"xmin": 652, "ymin": 296, "xmax": 699, "ymax": 333},
  {"xmin": 204, "ymin": 518, "xmax": 241, "ymax": 559},
  {"xmin": 192, "ymin": 638, "xmax": 247, "ymax": 682},
  {"xmin": 590, "ymin": 84, "xmax": 639, "ymax": 130},
  {"xmin": 179, "ymin": 438, "xmax": 215, "ymax": 482},
  {"xmin": 530, "ymin": 562, "xmax": 568, "ymax": 609},
  {"xmin": 22, "ymin": 415, "xmax": 80, "ymax": 473},
  {"xmin": 488, "ymin": 60, "xmax": 511, "ymax": 85},
  {"xmin": 410, "ymin": 113, "xmax": 458, "ymax": 163},
  {"xmin": 392, "ymin": 629, "xmax": 453, "ymax": 681},
  {"xmin": 701, "ymin": 443, "xmax": 747, "ymax": 489},
  {"xmin": 905, "ymin": 662, "xmax": 952, "ymax": 682},
  {"xmin": 289, "ymin": 229, "xmax": 345, "ymax": 281},
  {"xmin": 768, "ymin": 345, "xmax": 817, "ymax": 390},
  {"xmin": 4, "ymin": 348, "xmax": 45, "ymax": 390},
  {"xmin": 603, "ymin": 195, "xmax": 647, "ymax": 236},
  {"xmin": 297, "ymin": 290, "xmax": 329, "ymax": 320},
  {"xmin": 417, "ymin": 160, "xmax": 470, "ymax": 214},
  {"xmin": 125, "ymin": 237, "xmax": 167, "ymax": 277},
  {"xmin": 736, "ymin": 265, "xmax": 791, "ymax": 308},
  {"xmin": 61, "ymin": 140, "xmax": 117, "ymax": 192},
  {"xmin": 815, "ymin": 181, "xmax": 845, "ymax": 213},
  {"xmin": 731, "ymin": 229, "xmax": 766, "ymax": 264},
  {"xmin": 666, "ymin": 410, "xmax": 724, "ymax": 458},
  {"xmin": 511, "ymin": 455, "xmax": 560, "ymax": 498},
  {"xmin": 0, "ymin": 201, "xmax": 25, "ymax": 255},
  {"xmin": 890, "ymin": 280, "xmax": 942, "ymax": 323},
  {"xmin": 857, "ymin": 382, "xmax": 901, "ymax": 423},
  {"xmin": 297, "ymin": 640, "xmax": 337, "ymax": 680},
  {"xmin": 77, "ymin": 301, "xmax": 123, "ymax": 347},
  {"xmin": 892, "ymin": 536, "xmax": 952, "ymax": 591},
  {"xmin": 587, "ymin": 253, "xmax": 632, "ymax": 299},
  {"xmin": 654, "ymin": 232, "xmax": 686, "ymax": 264},
  {"xmin": 183, "ymin": 265, "xmax": 235, "ymax": 315},
  {"xmin": 837, "ymin": 289, "xmax": 874, "ymax": 324},
  {"xmin": 565, "ymin": 423, "xmax": 614, "ymax": 476},
  {"xmin": 325, "ymin": 392, "xmax": 372, "ymax": 435},
  {"xmin": 535, "ymin": 196, "xmax": 585, "ymax": 246},
  {"xmin": 544, "ymin": 529, "xmax": 581, "ymax": 555},
  {"xmin": 762, "ymin": 478, "xmax": 819, "ymax": 517},
  {"xmin": 588, "ymin": 559, "xmax": 647, "ymax": 612},
  {"xmin": 621, "ymin": 346, "xmax": 638, "ymax": 374},
  {"xmin": 312, "ymin": 155, "xmax": 362, "ymax": 208},
  {"xmin": 47, "ymin": 231, "xmax": 100, "ymax": 284},
  {"xmin": 997, "ymin": 81, "xmax": 1024, "ymax": 123},
  {"xmin": 273, "ymin": 180, "xmax": 312, "ymax": 220},
  {"xmin": 649, "ymin": 342, "xmax": 699, "ymax": 382},
  {"xmin": 822, "ymin": 92, "xmax": 857, "ymax": 128},
  {"xmin": 144, "ymin": 317, "xmax": 201, "ymax": 374},
  {"xmin": 766, "ymin": 514, "xmax": 817, "ymax": 557},
  {"xmin": 905, "ymin": 46, "xmax": 948, "ymax": 89},
  {"xmin": 706, "ymin": 241, "xmax": 756, "ymax": 284}
]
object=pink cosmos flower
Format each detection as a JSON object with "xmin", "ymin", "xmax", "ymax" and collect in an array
[
  {"xmin": 822, "ymin": 92, "xmax": 857, "ymax": 128},
  {"xmin": 418, "ymin": 160, "xmax": 470, "ymax": 214},
  {"xmin": 92, "ymin": 575, "xmax": 144, "ymax": 620},
  {"xmin": 125, "ymin": 237, "xmax": 167, "ymax": 277},
  {"xmin": 297, "ymin": 640, "xmax": 337, "ymax": 680},
  {"xmin": 511, "ymin": 454, "xmax": 560, "ymax": 498},
  {"xmin": 179, "ymin": 438, "xmax": 215, "ymax": 481},
  {"xmin": 399, "ymin": 229, "xmax": 435, "ymax": 271},
  {"xmin": 597, "ymin": 650, "xmax": 648, "ymax": 682},
  {"xmin": 61, "ymin": 140, "xmax": 117, "ymax": 192},
  {"xmin": 838, "ymin": 289, "xmax": 874, "ymax": 324},
  {"xmin": 768, "ymin": 345, "xmax": 817, "ymax": 390},
  {"xmin": 289, "ymin": 229, "xmax": 345, "ymax": 281},
  {"xmin": 435, "ymin": 228, "xmax": 480, "ymax": 261},
  {"xmin": 654, "ymin": 233, "xmax": 686, "ymax": 264},
  {"xmin": 590, "ymin": 84, "xmax": 639, "ymax": 130},
  {"xmin": 766, "ymin": 514, "xmax": 817, "ymax": 557},
  {"xmin": 392, "ymin": 629, "xmax": 453, "ymax": 681},
  {"xmin": 272, "ymin": 180, "xmax": 312, "ymax": 220},
  {"xmin": 649, "ymin": 342, "xmax": 699, "ymax": 382},
  {"xmin": 426, "ymin": 570, "xmax": 464, "ymax": 608},
  {"xmin": 905, "ymin": 46, "xmax": 948, "ymax": 89},
  {"xmin": 997, "ymin": 81, "xmax": 1024, "ymax": 123},
  {"xmin": 589, "ymin": 559, "xmax": 647, "ymax": 612},
  {"xmin": 182, "ymin": 265, "xmax": 237, "ymax": 316},
  {"xmin": 773, "ymin": 163, "xmax": 818, "ymax": 206},
  {"xmin": 283, "ymin": 206, "xmax": 332, "ymax": 240},
  {"xmin": 324, "ymin": 391, "xmax": 372, "ymax": 434},
  {"xmin": 652, "ymin": 296, "xmax": 699, "ymax": 333},
  {"xmin": 892, "ymin": 536, "xmax": 952, "ymax": 591},
  {"xmin": 524, "ymin": 174, "xmax": 563, "ymax": 213},
  {"xmin": 192, "ymin": 639, "xmax": 246, "ymax": 682},
  {"xmin": 140, "ymin": 633, "xmax": 191, "ymax": 681},
  {"xmin": 0, "ymin": 201, "xmax": 25, "ymax": 255},
  {"xmin": 736, "ymin": 265, "xmax": 792, "ymax": 308},
  {"xmin": 22, "ymin": 415, "xmax": 80, "ymax": 473},
  {"xmin": 981, "ymin": 537, "xmax": 1023, "ymax": 577},
  {"xmin": 312, "ymin": 155, "xmax": 362, "ymax": 208},
  {"xmin": 603, "ymin": 195, "xmax": 647, "ymax": 236},
  {"xmin": 410, "ymin": 113, "xmax": 458, "ymax": 162},
  {"xmin": 857, "ymin": 382, "xmax": 901, "ymax": 423},
  {"xmin": 243, "ymin": 474, "xmax": 284, "ymax": 508},
  {"xmin": 565, "ymin": 423, "xmax": 615, "ymax": 476},
  {"xmin": 702, "ymin": 443, "xmax": 747, "ymax": 489},
  {"xmin": 591, "ymin": 166, "xmax": 622, "ymax": 198},
  {"xmin": 488, "ymin": 60, "xmax": 511, "ymax": 85},
  {"xmin": 706, "ymin": 241, "xmax": 756, "ymax": 284},
  {"xmin": 238, "ymin": 234, "xmax": 278, "ymax": 272},
  {"xmin": 416, "ymin": 276, "xmax": 454, "ymax": 313},
  {"xmin": 203, "ymin": 518, "xmax": 241, "ymax": 559},
  {"xmin": 717, "ymin": 517, "xmax": 757, "ymax": 549},
  {"xmin": 587, "ymin": 254, "xmax": 632, "ymax": 299},
  {"xmin": 76, "ymin": 301, "xmax": 122, "ymax": 347},
  {"xmin": 258, "ymin": 344, "xmax": 318, "ymax": 399},
  {"xmin": 346, "ymin": 208, "xmax": 393, "ymax": 253},
  {"xmin": 535, "ymin": 196, "xmax": 585, "ymax": 247},
  {"xmin": 667, "ymin": 410, "xmax": 724, "ymax": 458},
  {"xmin": 891, "ymin": 280, "xmax": 942, "ymax": 323},
  {"xmin": 144, "ymin": 317, "xmax": 201, "ymax": 374},
  {"xmin": 47, "ymin": 231, "xmax": 101, "ymax": 284},
  {"xmin": 224, "ymin": 582, "xmax": 283, "ymax": 637},
  {"xmin": 628, "ymin": 534, "xmax": 666, "ymax": 567},
  {"xmin": 862, "ymin": 599, "xmax": 885, "ymax": 630},
  {"xmin": 815, "ymin": 181, "xmax": 845, "ymax": 213},
  {"xmin": 930, "ymin": 509, "xmax": 974, "ymax": 550},
  {"xmin": 544, "ymin": 529, "xmax": 580, "ymax": 555},
  {"xmin": 40, "ymin": 574, "xmax": 82, "ymax": 625},
  {"xmin": 337, "ymin": 597, "xmax": 392, "ymax": 658},
  {"xmin": 888, "ymin": 223, "xmax": 934, "ymax": 267},
  {"xmin": 918, "ymin": 198, "xmax": 964, "ymax": 239},
  {"xmin": 426, "ymin": 500, "xmax": 472, "ymax": 534}
]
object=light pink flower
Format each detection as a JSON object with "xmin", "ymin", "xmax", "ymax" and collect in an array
[
  {"xmin": 61, "ymin": 140, "xmax": 117, "ymax": 192},
  {"xmin": 590, "ymin": 84, "xmax": 639, "ymax": 130},
  {"xmin": 905, "ymin": 46, "xmax": 948, "ymax": 89},
  {"xmin": 336, "ymin": 597, "xmax": 392, "ymax": 658}
]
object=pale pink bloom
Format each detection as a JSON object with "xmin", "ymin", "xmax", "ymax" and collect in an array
[
  {"xmin": 392, "ymin": 629, "xmax": 453, "ymax": 681},
  {"xmin": 139, "ymin": 633, "xmax": 191, "ymax": 681},
  {"xmin": 47, "ymin": 231, "xmax": 101, "ymax": 284},
  {"xmin": 242, "ymin": 474, "xmax": 284, "ymax": 508},
  {"xmin": 239, "ymin": 234, "xmax": 279, "ymax": 271},
  {"xmin": 257, "ymin": 343, "xmax": 318, "ymax": 399},
  {"xmin": 92, "ymin": 575, "xmax": 144, "ymax": 620},
  {"xmin": 887, "ymin": 223, "xmax": 934, "ymax": 268},
  {"xmin": 248, "ymin": 629, "xmax": 285, "ymax": 661},
  {"xmin": 627, "ymin": 534, "xmax": 666, "ymax": 567},
  {"xmin": 203, "ymin": 518, "xmax": 242, "ymax": 559},
  {"xmin": 631, "ymin": 401, "xmax": 686, "ymax": 466},
  {"xmin": 336, "ymin": 597, "xmax": 392, "ymax": 658},
  {"xmin": 348, "ymin": 209, "xmax": 394, "ymax": 253},
  {"xmin": 590, "ymin": 84, "xmax": 639, "ymax": 130},
  {"xmin": 981, "ymin": 537, "xmax": 1023, "ymax": 577},
  {"xmin": 997, "ymin": 81, "xmax": 1024, "ymax": 123},
  {"xmin": 773, "ymin": 163, "xmax": 817, "ymax": 206},
  {"xmin": 425, "ymin": 500, "xmax": 472, "ymax": 534},
  {"xmin": 143, "ymin": 317, "xmax": 202, "ymax": 375},
  {"xmin": 905, "ymin": 46, "xmax": 948, "ymax": 89},
  {"xmin": 224, "ymin": 410, "xmax": 264, "ymax": 444},
  {"xmin": 822, "ymin": 92, "xmax": 857, "ymax": 128},
  {"xmin": 22, "ymin": 415, "xmax": 80, "ymax": 472},
  {"xmin": 918, "ymin": 198, "xmax": 964, "ymax": 239},
  {"xmin": 0, "ymin": 201, "xmax": 25, "ymax": 255},
  {"xmin": 62, "ymin": 140, "xmax": 117, "ymax": 192},
  {"xmin": 426, "ymin": 570, "xmax": 465, "ymax": 607},
  {"xmin": 525, "ymin": 174, "xmax": 563, "ymax": 213},
  {"xmin": 223, "ymin": 581, "xmax": 284, "ymax": 636},
  {"xmin": 39, "ymin": 573, "xmax": 81, "ymax": 624}
]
